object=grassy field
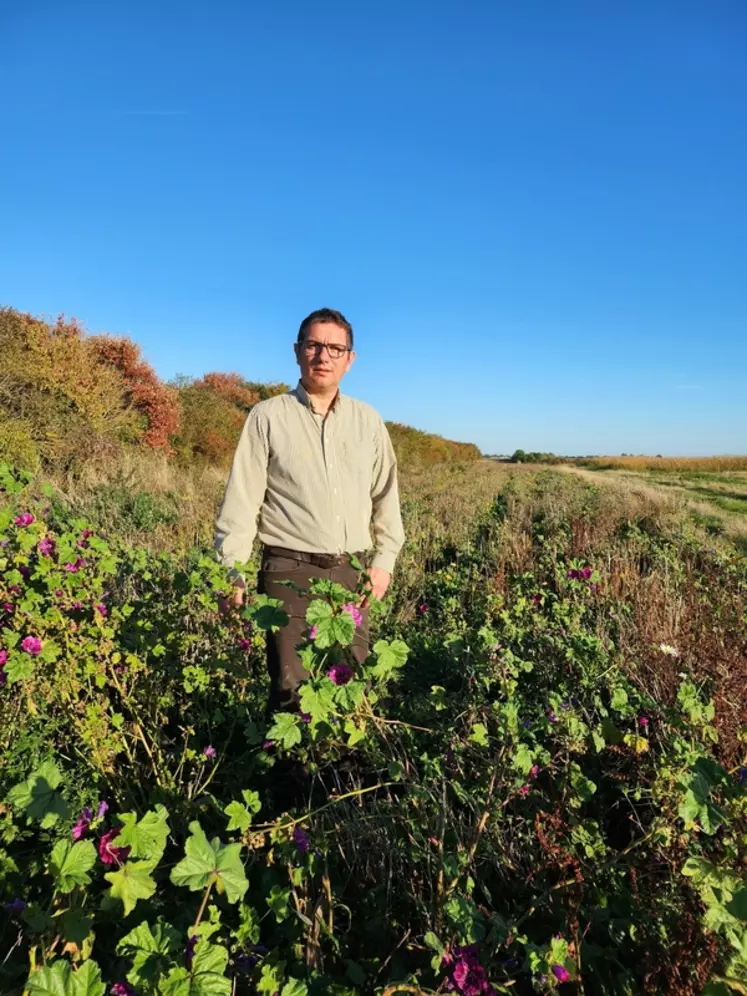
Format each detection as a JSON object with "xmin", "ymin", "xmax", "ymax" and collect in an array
[{"xmin": 1, "ymin": 457, "xmax": 746, "ymax": 995}]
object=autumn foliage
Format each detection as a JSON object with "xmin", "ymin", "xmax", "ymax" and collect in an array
[{"xmin": 0, "ymin": 306, "xmax": 481, "ymax": 475}]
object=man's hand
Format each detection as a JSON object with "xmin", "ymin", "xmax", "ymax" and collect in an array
[
  {"xmin": 361, "ymin": 567, "xmax": 391, "ymax": 608},
  {"xmin": 218, "ymin": 585, "xmax": 245, "ymax": 616}
]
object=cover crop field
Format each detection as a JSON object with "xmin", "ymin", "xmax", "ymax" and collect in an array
[{"xmin": 1, "ymin": 460, "xmax": 746, "ymax": 996}]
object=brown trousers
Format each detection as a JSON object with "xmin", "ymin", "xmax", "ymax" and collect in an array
[{"xmin": 258, "ymin": 548, "xmax": 370, "ymax": 713}]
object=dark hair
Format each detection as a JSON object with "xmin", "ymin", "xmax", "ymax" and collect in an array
[{"xmin": 297, "ymin": 308, "xmax": 354, "ymax": 349}]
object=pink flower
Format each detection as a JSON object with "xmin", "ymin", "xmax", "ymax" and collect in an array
[
  {"xmin": 341, "ymin": 602, "xmax": 363, "ymax": 628},
  {"xmin": 111, "ymin": 982, "xmax": 136, "ymax": 996},
  {"xmin": 95, "ymin": 603, "xmax": 108, "ymax": 617},
  {"xmin": 98, "ymin": 828, "xmax": 130, "ymax": 866},
  {"xmin": 64, "ymin": 560, "xmax": 83, "ymax": 573},
  {"xmin": 530, "ymin": 765, "xmax": 540, "ymax": 779},
  {"xmin": 72, "ymin": 807, "xmax": 93, "ymax": 841},
  {"xmin": 519, "ymin": 784, "xmax": 530, "ymax": 797},
  {"xmin": 202, "ymin": 745, "xmax": 217, "ymax": 760},
  {"xmin": 14, "ymin": 513, "xmax": 34, "ymax": 527},
  {"xmin": 639, "ymin": 716, "xmax": 649, "ymax": 727},
  {"xmin": 328, "ymin": 663, "xmax": 353, "ymax": 686},
  {"xmin": 21, "ymin": 636, "xmax": 42, "ymax": 656},
  {"xmin": 552, "ymin": 964, "xmax": 571, "ymax": 983},
  {"xmin": 38, "ymin": 536, "xmax": 56, "ymax": 557},
  {"xmin": 0, "ymin": 650, "xmax": 7, "ymax": 667},
  {"xmin": 308, "ymin": 625, "xmax": 318, "ymax": 640}
]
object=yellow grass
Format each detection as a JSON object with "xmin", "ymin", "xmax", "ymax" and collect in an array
[{"xmin": 572, "ymin": 455, "xmax": 747, "ymax": 472}]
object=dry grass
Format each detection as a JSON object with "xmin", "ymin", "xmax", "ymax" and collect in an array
[{"xmin": 571, "ymin": 455, "xmax": 747, "ymax": 472}]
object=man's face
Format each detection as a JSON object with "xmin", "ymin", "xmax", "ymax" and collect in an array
[{"xmin": 295, "ymin": 321, "xmax": 355, "ymax": 392}]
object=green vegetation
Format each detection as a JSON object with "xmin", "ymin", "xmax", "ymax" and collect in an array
[{"xmin": 1, "ymin": 459, "xmax": 746, "ymax": 995}]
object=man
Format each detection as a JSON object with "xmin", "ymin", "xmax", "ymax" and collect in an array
[{"xmin": 214, "ymin": 307, "xmax": 405, "ymax": 713}]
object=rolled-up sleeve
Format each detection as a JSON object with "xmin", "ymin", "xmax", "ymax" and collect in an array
[
  {"xmin": 369, "ymin": 418, "xmax": 405, "ymax": 574},
  {"xmin": 214, "ymin": 407, "xmax": 269, "ymax": 582}
]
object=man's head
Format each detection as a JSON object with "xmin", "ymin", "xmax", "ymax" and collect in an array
[{"xmin": 294, "ymin": 307, "xmax": 356, "ymax": 394}]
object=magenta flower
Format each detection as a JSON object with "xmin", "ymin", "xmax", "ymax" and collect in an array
[
  {"xmin": 300, "ymin": 711, "xmax": 311, "ymax": 723},
  {"xmin": 21, "ymin": 636, "xmax": 42, "ymax": 656},
  {"xmin": 14, "ymin": 513, "xmax": 34, "ymax": 527},
  {"xmin": 72, "ymin": 807, "xmax": 93, "ymax": 841},
  {"xmin": 531, "ymin": 593, "xmax": 542, "ymax": 605},
  {"xmin": 38, "ymin": 536, "xmax": 56, "ymax": 557},
  {"xmin": 239, "ymin": 638, "xmax": 250, "ymax": 650},
  {"xmin": 442, "ymin": 944, "xmax": 493, "ymax": 994},
  {"xmin": 95, "ymin": 603, "xmax": 108, "ymax": 617},
  {"xmin": 308, "ymin": 625, "xmax": 318, "ymax": 640},
  {"xmin": 581, "ymin": 566, "xmax": 593, "ymax": 580},
  {"xmin": 262, "ymin": 740, "xmax": 273, "ymax": 750},
  {"xmin": 418, "ymin": 602, "xmax": 429, "ymax": 615},
  {"xmin": 518, "ymin": 784, "xmax": 530, "ymax": 797},
  {"xmin": 98, "ymin": 828, "xmax": 130, "ymax": 866},
  {"xmin": 639, "ymin": 716, "xmax": 649, "ymax": 727},
  {"xmin": 0, "ymin": 650, "xmax": 7, "ymax": 667},
  {"xmin": 341, "ymin": 602, "xmax": 363, "ymax": 628},
  {"xmin": 328, "ymin": 663, "xmax": 353, "ymax": 686},
  {"xmin": 111, "ymin": 983, "xmax": 136, "ymax": 996},
  {"xmin": 203, "ymin": 745, "xmax": 217, "ymax": 760},
  {"xmin": 530, "ymin": 764, "xmax": 540, "ymax": 779},
  {"xmin": 292, "ymin": 826, "xmax": 310, "ymax": 853},
  {"xmin": 552, "ymin": 964, "xmax": 571, "ymax": 983},
  {"xmin": 64, "ymin": 560, "xmax": 82, "ymax": 573},
  {"xmin": 97, "ymin": 800, "xmax": 109, "ymax": 819}
]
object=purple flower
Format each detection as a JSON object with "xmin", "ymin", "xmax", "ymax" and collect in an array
[
  {"xmin": 95, "ymin": 603, "xmax": 108, "ymax": 617},
  {"xmin": 2, "ymin": 603, "xmax": 14, "ymax": 615},
  {"xmin": 552, "ymin": 964, "xmax": 571, "ymax": 983},
  {"xmin": 111, "ymin": 984, "xmax": 136, "ymax": 996},
  {"xmin": 72, "ymin": 807, "xmax": 93, "ymax": 841},
  {"xmin": 418, "ymin": 602, "xmax": 429, "ymax": 615},
  {"xmin": 203, "ymin": 745, "xmax": 217, "ymax": 760},
  {"xmin": 531, "ymin": 593, "xmax": 542, "ymax": 605},
  {"xmin": 38, "ymin": 536, "xmax": 56, "ymax": 557},
  {"xmin": 262, "ymin": 740, "xmax": 273, "ymax": 750},
  {"xmin": 21, "ymin": 636, "xmax": 42, "ymax": 656},
  {"xmin": 4, "ymin": 898, "xmax": 26, "ymax": 916},
  {"xmin": 97, "ymin": 800, "xmax": 109, "ymax": 819},
  {"xmin": 567, "ymin": 568, "xmax": 580, "ymax": 580},
  {"xmin": 341, "ymin": 602, "xmax": 363, "ymax": 628},
  {"xmin": 81, "ymin": 528, "xmax": 94, "ymax": 539},
  {"xmin": 581, "ymin": 566, "xmax": 593, "ymax": 580},
  {"xmin": 548, "ymin": 710, "xmax": 558, "ymax": 724},
  {"xmin": 64, "ymin": 560, "xmax": 81, "ymax": 573},
  {"xmin": 0, "ymin": 671, "xmax": 6, "ymax": 687},
  {"xmin": 300, "ymin": 711, "xmax": 311, "ymax": 723},
  {"xmin": 186, "ymin": 934, "xmax": 198, "ymax": 970},
  {"xmin": 328, "ymin": 663, "xmax": 353, "ymax": 686},
  {"xmin": 99, "ymin": 828, "xmax": 130, "ymax": 866},
  {"xmin": 239, "ymin": 638, "xmax": 250, "ymax": 650},
  {"xmin": 308, "ymin": 625, "xmax": 318, "ymax": 640},
  {"xmin": 442, "ymin": 944, "xmax": 493, "ymax": 995},
  {"xmin": 292, "ymin": 826, "xmax": 310, "ymax": 853},
  {"xmin": 14, "ymin": 513, "xmax": 34, "ymax": 527}
]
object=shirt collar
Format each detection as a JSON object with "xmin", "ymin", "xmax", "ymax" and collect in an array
[{"xmin": 294, "ymin": 380, "xmax": 343, "ymax": 415}]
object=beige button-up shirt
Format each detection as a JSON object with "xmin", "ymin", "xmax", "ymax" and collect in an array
[{"xmin": 214, "ymin": 382, "xmax": 405, "ymax": 580}]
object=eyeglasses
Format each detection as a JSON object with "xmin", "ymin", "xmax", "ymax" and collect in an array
[{"xmin": 299, "ymin": 339, "xmax": 351, "ymax": 360}]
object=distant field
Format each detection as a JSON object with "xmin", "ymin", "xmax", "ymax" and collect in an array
[{"xmin": 573, "ymin": 455, "xmax": 747, "ymax": 472}]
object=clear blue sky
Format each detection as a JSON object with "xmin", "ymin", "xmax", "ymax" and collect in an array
[{"xmin": 2, "ymin": 1, "xmax": 745, "ymax": 456}]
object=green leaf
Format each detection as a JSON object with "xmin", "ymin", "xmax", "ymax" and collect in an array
[
  {"xmin": 105, "ymin": 859, "xmax": 158, "ymax": 916},
  {"xmin": 298, "ymin": 682, "xmax": 336, "ymax": 728},
  {"xmin": 469, "ymin": 722, "xmax": 489, "ymax": 747},
  {"xmin": 4, "ymin": 654, "xmax": 35, "ymax": 683},
  {"xmin": 266, "ymin": 712, "xmax": 302, "ymax": 750},
  {"xmin": 25, "ymin": 959, "xmax": 106, "ymax": 996},
  {"xmin": 370, "ymin": 639, "xmax": 409, "ymax": 678},
  {"xmin": 158, "ymin": 943, "xmax": 232, "ymax": 996},
  {"xmin": 49, "ymin": 839, "xmax": 96, "ymax": 893},
  {"xmin": 281, "ymin": 981, "xmax": 309, "ymax": 996},
  {"xmin": 511, "ymin": 743, "xmax": 534, "ymax": 776},
  {"xmin": 248, "ymin": 595, "xmax": 289, "ymax": 632},
  {"xmin": 267, "ymin": 884, "xmax": 291, "ymax": 922},
  {"xmin": 170, "ymin": 821, "xmax": 248, "ymax": 905},
  {"xmin": 424, "ymin": 930, "xmax": 445, "ymax": 954},
  {"xmin": 118, "ymin": 919, "xmax": 181, "ymax": 987},
  {"xmin": 306, "ymin": 600, "xmax": 333, "ymax": 626},
  {"xmin": 241, "ymin": 789, "xmax": 261, "ymax": 815},
  {"xmin": 59, "ymin": 909, "xmax": 94, "ymax": 947},
  {"xmin": 7, "ymin": 760, "xmax": 70, "ymax": 828},
  {"xmin": 224, "ymin": 801, "xmax": 252, "ymax": 833},
  {"xmin": 117, "ymin": 805, "xmax": 170, "ymax": 862}
]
